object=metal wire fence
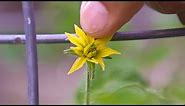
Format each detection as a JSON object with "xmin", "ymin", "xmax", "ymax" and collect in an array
[{"xmin": 1, "ymin": 1, "xmax": 184, "ymax": 105}]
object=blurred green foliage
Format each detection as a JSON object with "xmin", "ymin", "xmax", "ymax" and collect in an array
[
  {"xmin": 0, "ymin": 1, "xmax": 185, "ymax": 105},
  {"xmin": 75, "ymin": 41, "xmax": 168, "ymax": 105}
]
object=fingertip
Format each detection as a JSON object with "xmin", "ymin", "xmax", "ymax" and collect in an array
[
  {"xmin": 80, "ymin": 1, "xmax": 109, "ymax": 34},
  {"xmin": 80, "ymin": 2, "xmax": 143, "ymax": 38},
  {"xmin": 80, "ymin": 1, "xmax": 87, "ymax": 11}
]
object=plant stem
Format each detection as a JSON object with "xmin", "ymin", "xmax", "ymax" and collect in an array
[
  {"xmin": 85, "ymin": 62, "xmax": 95, "ymax": 105},
  {"xmin": 86, "ymin": 69, "xmax": 90, "ymax": 105}
]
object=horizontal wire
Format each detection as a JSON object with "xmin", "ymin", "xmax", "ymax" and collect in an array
[{"xmin": 0, "ymin": 27, "xmax": 184, "ymax": 44}]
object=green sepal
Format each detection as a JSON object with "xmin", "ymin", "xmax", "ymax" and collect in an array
[
  {"xmin": 64, "ymin": 48, "xmax": 77, "ymax": 55},
  {"xmin": 104, "ymin": 56, "xmax": 112, "ymax": 59}
]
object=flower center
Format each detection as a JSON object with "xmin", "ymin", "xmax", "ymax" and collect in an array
[{"xmin": 83, "ymin": 43, "xmax": 97, "ymax": 58}]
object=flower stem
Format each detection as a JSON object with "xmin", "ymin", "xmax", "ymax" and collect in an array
[
  {"xmin": 86, "ymin": 69, "xmax": 90, "ymax": 105},
  {"xmin": 85, "ymin": 62, "xmax": 95, "ymax": 105}
]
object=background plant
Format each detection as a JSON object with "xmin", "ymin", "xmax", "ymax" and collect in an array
[{"xmin": 0, "ymin": 1, "xmax": 184, "ymax": 105}]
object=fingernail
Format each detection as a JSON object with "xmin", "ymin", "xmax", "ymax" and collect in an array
[
  {"xmin": 177, "ymin": 12, "xmax": 185, "ymax": 25},
  {"xmin": 80, "ymin": 1, "xmax": 108, "ymax": 33},
  {"xmin": 80, "ymin": 1, "xmax": 87, "ymax": 10}
]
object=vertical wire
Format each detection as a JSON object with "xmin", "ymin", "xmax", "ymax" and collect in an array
[{"xmin": 22, "ymin": 1, "xmax": 39, "ymax": 105}]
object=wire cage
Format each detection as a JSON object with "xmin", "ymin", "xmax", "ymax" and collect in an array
[{"xmin": 1, "ymin": 1, "xmax": 185, "ymax": 105}]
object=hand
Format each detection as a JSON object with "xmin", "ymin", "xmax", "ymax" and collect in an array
[{"xmin": 80, "ymin": 1, "xmax": 185, "ymax": 38}]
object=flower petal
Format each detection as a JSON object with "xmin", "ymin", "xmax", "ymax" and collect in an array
[
  {"xmin": 65, "ymin": 32, "xmax": 83, "ymax": 47},
  {"xmin": 86, "ymin": 33, "xmax": 94, "ymax": 44},
  {"xmin": 97, "ymin": 47, "xmax": 121, "ymax": 58},
  {"xmin": 70, "ymin": 46, "xmax": 83, "ymax": 56},
  {"xmin": 95, "ymin": 57, "xmax": 105, "ymax": 71},
  {"xmin": 95, "ymin": 35, "xmax": 113, "ymax": 49},
  {"xmin": 87, "ymin": 58, "xmax": 98, "ymax": 64},
  {"xmin": 67, "ymin": 57, "xmax": 87, "ymax": 74},
  {"xmin": 74, "ymin": 24, "xmax": 88, "ymax": 45}
]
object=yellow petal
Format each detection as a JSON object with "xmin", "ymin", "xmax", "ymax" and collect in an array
[
  {"xmin": 95, "ymin": 57, "xmax": 105, "ymax": 71},
  {"xmin": 70, "ymin": 46, "xmax": 83, "ymax": 56},
  {"xmin": 67, "ymin": 57, "xmax": 87, "ymax": 74},
  {"xmin": 83, "ymin": 43, "xmax": 91, "ymax": 55},
  {"xmin": 86, "ymin": 33, "xmax": 95, "ymax": 44},
  {"xmin": 87, "ymin": 58, "xmax": 98, "ymax": 64},
  {"xmin": 97, "ymin": 47, "xmax": 121, "ymax": 58},
  {"xmin": 95, "ymin": 35, "xmax": 113, "ymax": 49},
  {"xmin": 65, "ymin": 32, "xmax": 83, "ymax": 47},
  {"xmin": 74, "ymin": 24, "xmax": 88, "ymax": 45}
]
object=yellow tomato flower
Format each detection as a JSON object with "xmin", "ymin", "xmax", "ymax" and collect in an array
[{"xmin": 65, "ymin": 24, "xmax": 121, "ymax": 74}]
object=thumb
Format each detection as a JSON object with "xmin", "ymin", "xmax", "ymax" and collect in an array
[{"xmin": 80, "ymin": 1, "xmax": 143, "ymax": 38}]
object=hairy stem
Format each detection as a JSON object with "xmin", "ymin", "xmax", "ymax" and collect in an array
[
  {"xmin": 85, "ymin": 62, "xmax": 95, "ymax": 105},
  {"xmin": 86, "ymin": 69, "xmax": 90, "ymax": 105}
]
